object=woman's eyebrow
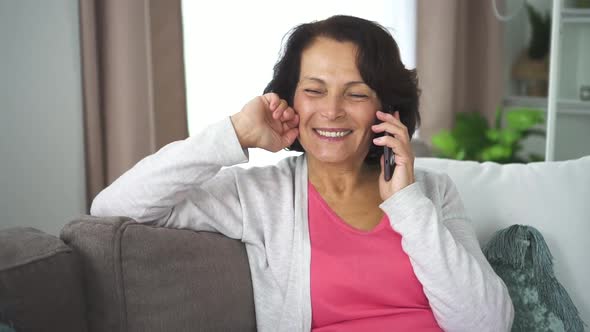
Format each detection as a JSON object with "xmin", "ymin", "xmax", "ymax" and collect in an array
[
  {"xmin": 301, "ymin": 76, "xmax": 366, "ymax": 87},
  {"xmin": 301, "ymin": 77, "xmax": 325, "ymax": 84}
]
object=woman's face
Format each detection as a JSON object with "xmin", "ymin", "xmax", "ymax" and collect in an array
[{"xmin": 293, "ymin": 37, "xmax": 381, "ymax": 166}]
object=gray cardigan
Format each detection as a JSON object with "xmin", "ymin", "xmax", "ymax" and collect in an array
[{"xmin": 91, "ymin": 117, "xmax": 514, "ymax": 332}]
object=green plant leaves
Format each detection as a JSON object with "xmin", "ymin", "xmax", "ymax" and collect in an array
[
  {"xmin": 487, "ymin": 128, "xmax": 521, "ymax": 145},
  {"xmin": 431, "ymin": 130, "xmax": 459, "ymax": 157},
  {"xmin": 452, "ymin": 112, "xmax": 490, "ymax": 159},
  {"xmin": 506, "ymin": 108, "xmax": 545, "ymax": 131},
  {"xmin": 431, "ymin": 130, "xmax": 469, "ymax": 160},
  {"xmin": 431, "ymin": 107, "xmax": 545, "ymax": 163},
  {"xmin": 481, "ymin": 145, "xmax": 512, "ymax": 161}
]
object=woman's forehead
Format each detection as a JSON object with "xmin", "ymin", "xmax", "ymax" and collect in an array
[{"xmin": 299, "ymin": 38, "xmax": 363, "ymax": 84}]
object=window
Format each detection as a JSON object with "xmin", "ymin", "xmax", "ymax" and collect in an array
[{"xmin": 182, "ymin": 1, "xmax": 416, "ymax": 167}]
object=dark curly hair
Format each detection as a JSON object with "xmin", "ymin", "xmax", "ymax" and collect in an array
[{"xmin": 263, "ymin": 15, "xmax": 421, "ymax": 165}]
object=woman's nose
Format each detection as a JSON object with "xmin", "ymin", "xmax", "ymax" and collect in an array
[{"xmin": 320, "ymin": 95, "xmax": 346, "ymax": 120}]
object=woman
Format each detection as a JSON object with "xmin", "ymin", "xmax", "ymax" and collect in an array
[{"xmin": 91, "ymin": 15, "xmax": 514, "ymax": 332}]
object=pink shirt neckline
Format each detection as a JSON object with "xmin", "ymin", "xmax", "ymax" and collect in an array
[{"xmin": 308, "ymin": 181, "xmax": 389, "ymax": 235}]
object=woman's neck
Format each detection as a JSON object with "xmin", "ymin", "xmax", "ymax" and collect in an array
[{"xmin": 307, "ymin": 156, "xmax": 380, "ymax": 198}]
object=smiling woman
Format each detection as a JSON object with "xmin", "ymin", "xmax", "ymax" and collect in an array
[
  {"xmin": 180, "ymin": 0, "xmax": 417, "ymax": 167},
  {"xmin": 92, "ymin": 14, "xmax": 515, "ymax": 332}
]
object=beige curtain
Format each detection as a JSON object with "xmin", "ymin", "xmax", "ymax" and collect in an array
[
  {"xmin": 416, "ymin": 0, "xmax": 505, "ymax": 145},
  {"xmin": 79, "ymin": 0, "xmax": 189, "ymax": 211}
]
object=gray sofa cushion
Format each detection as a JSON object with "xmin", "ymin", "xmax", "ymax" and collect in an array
[
  {"xmin": 61, "ymin": 215, "xmax": 256, "ymax": 332},
  {"xmin": 0, "ymin": 227, "xmax": 88, "ymax": 332}
]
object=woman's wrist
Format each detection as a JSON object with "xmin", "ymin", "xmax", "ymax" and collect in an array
[{"xmin": 230, "ymin": 113, "xmax": 255, "ymax": 149}]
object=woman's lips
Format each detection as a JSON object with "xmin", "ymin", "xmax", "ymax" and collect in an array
[{"xmin": 313, "ymin": 128, "xmax": 353, "ymax": 141}]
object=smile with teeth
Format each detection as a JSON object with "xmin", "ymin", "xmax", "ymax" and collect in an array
[{"xmin": 314, "ymin": 129, "xmax": 353, "ymax": 138}]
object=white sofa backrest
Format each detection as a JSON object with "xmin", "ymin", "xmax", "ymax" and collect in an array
[{"xmin": 415, "ymin": 156, "xmax": 590, "ymax": 325}]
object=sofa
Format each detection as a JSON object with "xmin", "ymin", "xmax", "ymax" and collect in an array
[{"xmin": 1, "ymin": 155, "xmax": 589, "ymax": 332}]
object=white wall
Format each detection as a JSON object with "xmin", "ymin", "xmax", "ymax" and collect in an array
[{"xmin": 0, "ymin": 0, "xmax": 86, "ymax": 235}]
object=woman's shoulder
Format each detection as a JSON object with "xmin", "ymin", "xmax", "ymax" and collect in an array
[{"xmin": 226, "ymin": 153, "xmax": 303, "ymax": 187}]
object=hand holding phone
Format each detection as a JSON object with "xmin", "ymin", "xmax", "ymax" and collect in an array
[{"xmin": 374, "ymin": 107, "xmax": 415, "ymax": 198}]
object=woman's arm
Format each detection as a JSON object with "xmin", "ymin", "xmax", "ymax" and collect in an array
[
  {"xmin": 90, "ymin": 117, "xmax": 248, "ymax": 239},
  {"xmin": 380, "ymin": 173, "xmax": 514, "ymax": 332}
]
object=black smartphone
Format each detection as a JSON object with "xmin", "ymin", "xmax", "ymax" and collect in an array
[
  {"xmin": 382, "ymin": 105, "xmax": 397, "ymax": 181},
  {"xmin": 384, "ymin": 132, "xmax": 395, "ymax": 181}
]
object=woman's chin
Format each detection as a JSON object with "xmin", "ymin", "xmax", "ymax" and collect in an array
[
  {"xmin": 308, "ymin": 151, "xmax": 357, "ymax": 165},
  {"xmin": 301, "ymin": 140, "xmax": 369, "ymax": 165}
]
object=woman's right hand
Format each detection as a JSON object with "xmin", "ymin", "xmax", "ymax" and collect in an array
[{"xmin": 230, "ymin": 93, "xmax": 300, "ymax": 152}]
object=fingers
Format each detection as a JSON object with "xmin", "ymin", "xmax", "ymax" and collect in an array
[
  {"xmin": 270, "ymin": 97, "xmax": 298, "ymax": 127},
  {"xmin": 372, "ymin": 135, "xmax": 414, "ymax": 168},
  {"xmin": 272, "ymin": 99, "xmax": 289, "ymax": 119},
  {"xmin": 262, "ymin": 92, "xmax": 299, "ymax": 128},
  {"xmin": 274, "ymin": 101, "xmax": 297, "ymax": 125},
  {"xmin": 372, "ymin": 134, "xmax": 405, "ymax": 154},
  {"xmin": 263, "ymin": 92, "xmax": 290, "ymax": 116},
  {"xmin": 285, "ymin": 112, "xmax": 299, "ymax": 128},
  {"xmin": 372, "ymin": 111, "xmax": 409, "ymax": 142},
  {"xmin": 376, "ymin": 109, "xmax": 403, "ymax": 126},
  {"xmin": 372, "ymin": 110, "xmax": 413, "ymax": 161},
  {"xmin": 262, "ymin": 92, "xmax": 281, "ymax": 110}
]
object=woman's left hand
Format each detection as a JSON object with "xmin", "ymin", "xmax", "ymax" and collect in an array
[{"xmin": 372, "ymin": 110, "xmax": 415, "ymax": 201}]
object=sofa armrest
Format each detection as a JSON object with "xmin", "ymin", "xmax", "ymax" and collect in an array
[
  {"xmin": 61, "ymin": 215, "xmax": 256, "ymax": 332},
  {"xmin": 0, "ymin": 227, "xmax": 88, "ymax": 332}
]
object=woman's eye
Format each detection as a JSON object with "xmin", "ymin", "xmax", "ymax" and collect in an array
[
  {"xmin": 304, "ymin": 89, "xmax": 322, "ymax": 94},
  {"xmin": 349, "ymin": 94, "xmax": 368, "ymax": 98}
]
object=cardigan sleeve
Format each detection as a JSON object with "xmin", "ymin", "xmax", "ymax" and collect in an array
[
  {"xmin": 379, "ymin": 173, "xmax": 514, "ymax": 332},
  {"xmin": 90, "ymin": 117, "xmax": 250, "ymax": 240}
]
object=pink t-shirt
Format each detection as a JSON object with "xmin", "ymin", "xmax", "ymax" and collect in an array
[{"xmin": 308, "ymin": 182, "xmax": 443, "ymax": 332}]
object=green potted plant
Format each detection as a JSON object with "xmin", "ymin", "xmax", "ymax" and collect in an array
[{"xmin": 431, "ymin": 107, "xmax": 545, "ymax": 163}]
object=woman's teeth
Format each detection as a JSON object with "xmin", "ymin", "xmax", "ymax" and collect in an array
[{"xmin": 315, "ymin": 129, "xmax": 352, "ymax": 138}]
